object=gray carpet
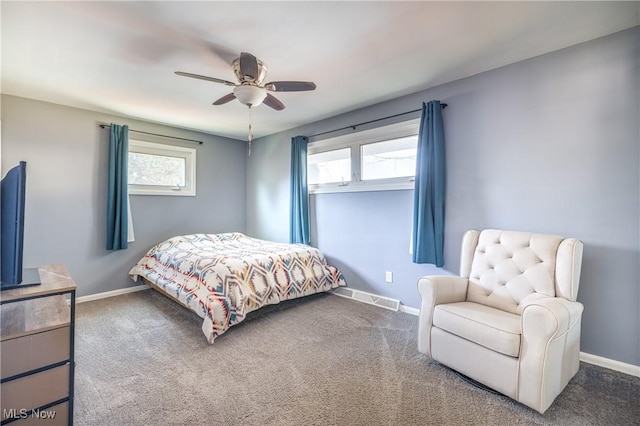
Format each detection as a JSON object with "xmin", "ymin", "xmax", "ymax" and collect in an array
[{"xmin": 74, "ymin": 290, "xmax": 640, "ymax": 425}]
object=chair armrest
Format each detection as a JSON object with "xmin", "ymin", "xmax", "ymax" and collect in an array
[
  {"xmin": 418, "ymin": 275, "xmax": 469, "ymax": 305},
  {"xmin": 521, "ymin": 297, "xmax": 583, "ymax": 338},
  {"xmin": 417, "ymin": 276, "xmax": 468, "ymax": 356},
  {"xmin": 519, "ymin": 298, "xmax": 584, "ymax": 412}
]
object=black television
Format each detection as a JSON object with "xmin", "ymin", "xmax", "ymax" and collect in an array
[{"xmin": 1, "ymin": 161, "xmax": 40, "ymax": 290}]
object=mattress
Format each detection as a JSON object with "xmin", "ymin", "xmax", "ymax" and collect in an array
[{"xmin": 129, "ymin": 232, "xmax": 346, "ymax": 343}]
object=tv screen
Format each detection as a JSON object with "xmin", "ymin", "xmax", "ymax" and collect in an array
[{"xmin": 1, "ymin": 161, "xmax": 38, "ymax": 289}]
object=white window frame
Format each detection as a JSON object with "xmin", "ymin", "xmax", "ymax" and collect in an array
[
  {"xmin": 308, "ymin": 118, "xmax": 419, "ymax": 194},
  {"xmin": 128, "ymin": 140, "xmax": 196, "ymax": 196}
]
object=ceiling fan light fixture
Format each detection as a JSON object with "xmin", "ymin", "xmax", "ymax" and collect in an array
[
  {"xmin": 176, "ymin": 51, "xmax": 314, "ymax": 111},
  {"xmin": 233, "ymin": 85, "xmax": 267, "ymax": 107}
]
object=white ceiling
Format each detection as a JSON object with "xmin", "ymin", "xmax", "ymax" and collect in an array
[{"xmin": 2, "ymin": 1, "xmax": 638, "ymax": 140}]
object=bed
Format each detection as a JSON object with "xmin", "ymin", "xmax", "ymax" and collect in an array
[{"xmin": 129, "ymin": 232, "xmax": 346, "ymax": 343}]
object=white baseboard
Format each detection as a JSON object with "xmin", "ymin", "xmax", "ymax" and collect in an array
[
  {"xmin": 579, "ymin": 352, "xmax": 640, "ymax": 377},
  {"xmin": 76, "ymin": 284, "xmax": 149, "ymax": 304},
  {"xmin": 399, "ymin": 305, "xmax": 420, "ymax": 316}
]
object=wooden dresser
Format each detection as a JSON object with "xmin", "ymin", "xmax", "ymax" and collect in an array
[{"xmin": 0, "ymin": 265, "xmax": 76, "ymax": 426}]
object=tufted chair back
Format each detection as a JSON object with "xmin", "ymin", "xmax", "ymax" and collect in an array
[{"xmin": 459, "ymin": 229, "xmax": 583, "ymax": 315}]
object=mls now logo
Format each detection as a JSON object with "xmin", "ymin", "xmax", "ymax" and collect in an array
[{"xmin": 3, "ymin": 408, "xmax": 57, "ymax": 420}]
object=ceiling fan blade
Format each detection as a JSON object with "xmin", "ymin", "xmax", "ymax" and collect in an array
[
  {"xmin": 203, "ymin": 42, "xmax": 239, "ymax": 66},
  {"xmin": 239, "ymin": 52, "xmax": 259, "ymax": 81},
  {"xmin": 264, "ymin": 81, "xmax": 317, "ymax": 92},
  {"xmin": 175, "ymin": 71, "xmax": 236, "ymax": 86},
  {"xmin": 213, "ymin": 93, "xmax": 237, "ymax": 105},
  {"xmin": 263, "ymin": 93, "xmax": 286, "ymax": 111}
]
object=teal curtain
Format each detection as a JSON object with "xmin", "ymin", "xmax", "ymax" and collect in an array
[
  {"xmin": 290, "ymin": 135, "xmax": 310, "ymax": 245},
  {"xmin": 107, "ymin": 124, "xmax": 129, "ymax": 250},
  {"xmin": 412, "ymin": 101, "xmax": 446, "ymax": 266}
]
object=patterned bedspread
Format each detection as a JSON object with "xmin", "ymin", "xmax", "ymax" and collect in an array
[{"xmin": 129, "ymin": 232, "xmax": 346, "ymax": 343}]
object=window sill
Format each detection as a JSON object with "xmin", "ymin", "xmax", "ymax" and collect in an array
[
  {"xmin": 309, "ymin": 181, "xmax": 414, "ymax": 194},
  {"xmin": 129, "ymin": 187, "xmax": 196, "ymax": 196}
]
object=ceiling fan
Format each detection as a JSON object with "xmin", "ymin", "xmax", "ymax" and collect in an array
[{"xmin": 175, "ymin": 52, "xmax": 316, "ymax": 110}]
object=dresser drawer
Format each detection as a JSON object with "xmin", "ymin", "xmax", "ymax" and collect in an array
[
  {"xmin": 1, "ymin": 364, "xmax": 69, "ymax": 420},
  {"xmin": 1, "ymin": 326, "xmax": 70, "ymax": 379}
]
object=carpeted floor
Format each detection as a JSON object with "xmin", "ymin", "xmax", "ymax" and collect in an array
[{"xmin": 74, "ymin": 290, "xmax": 640, "ymax": 425}]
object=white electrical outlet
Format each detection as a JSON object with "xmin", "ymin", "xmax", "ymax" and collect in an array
[{"xmin": 385, "ymin": 271, "xmax": 393, "ymax": 283}]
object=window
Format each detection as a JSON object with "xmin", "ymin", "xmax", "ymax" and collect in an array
[
  {"xmin": 308, "ymin": 119, "xmax": 419, "ymax": 193},
  {"xmin": 128, "ymin": 140, "xmax": 196, "ymax": 196},
  {"xmin": 361, "ymin": 136, "xmax": 417, "ymax": 181},
  {"xmin": 308, "ymin": 147, "xmax": 351, "ymax": 185}
]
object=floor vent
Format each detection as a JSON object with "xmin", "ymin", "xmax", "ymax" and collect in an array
[{"xmin": 332, "ymin": 287, "xmax": 400, "ymax": 312}]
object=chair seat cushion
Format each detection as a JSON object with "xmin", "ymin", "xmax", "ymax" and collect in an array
[{"xmin": 433, "ymin": 302, "xmax": 522, "ymax": 357}]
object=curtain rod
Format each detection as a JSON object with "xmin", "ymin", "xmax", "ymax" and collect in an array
[
  {"xmin": 308, "ymin": 103, "xmax": 447, "ymax": 139},
  {"xmin": 98, "ymin": 124, "xmax": 203, "ymax": 145}
]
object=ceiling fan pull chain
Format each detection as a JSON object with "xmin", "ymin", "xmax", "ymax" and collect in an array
[{"xmin": 247, "ymin": 106, "xmax": 253, "ymax": 156}]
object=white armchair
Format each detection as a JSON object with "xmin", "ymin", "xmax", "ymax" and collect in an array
[{"xmin": 418, "ymin": 229, "xmax": 584, "ymax": 413}]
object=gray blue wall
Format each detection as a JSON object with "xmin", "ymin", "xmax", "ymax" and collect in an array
[
  {"xmin": 1, "ymin": 95, "xmax": 247, "ymax": 297},
  {"xmin": 246, "ymin": 27, "xmax": 640, "ymax": 366}
]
